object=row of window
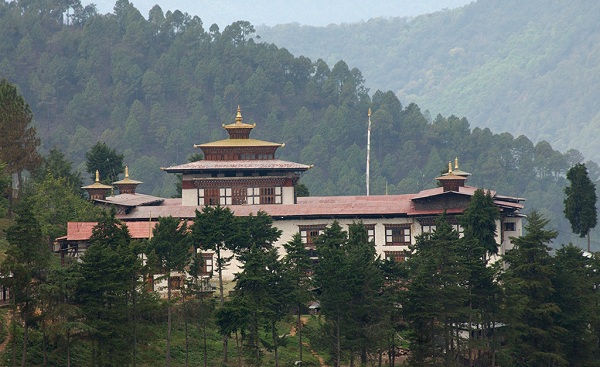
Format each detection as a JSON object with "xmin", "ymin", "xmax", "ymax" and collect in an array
[
  {"xmin": 198, "ymin": 187, "xmax": 282, "ymax": 205},
  {"xmin": 205, "ymin": 153, "xmax": 274, "ymax": 160},
  {"xmin": 298, "ymin": 223, "xmax": 478, "ymax": 247},
  {"xmin": 299, "ymin": 224, "xmax": 414, "ymax": 247}
]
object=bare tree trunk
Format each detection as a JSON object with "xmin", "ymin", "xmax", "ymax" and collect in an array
[
  {"xmin": 21, "ymin": 323, "xmax": 28, "ymax": 367},
  {"xmin": 235, "ymin": 330, "xmax": 242, "ymax": 367},
  {"xmin": 335, "ymin": 315, "xmax": 341, "ymax": 367},
  {"xmin": 11, "ymin": 298, "xmax": 16, "ymax": 367},
  {"xmin": 273, "ymin": 321, "xmax": 279, "ymax": 367},
  {"xmin": 183, "ymin": 291, "xmax": 188, "ymax": 367},
  {"xmin": 166, "ymin": 275, "xmax": 172, "ymax": 367},
  {"xmin": 217, "ymin": 250, "xmax": 228, "ymax": 363},
  {"xmin": 66, "ymin": 332, "xmax": 71, "ymax": 367},
  {"xmin": 297, "ymin": 307, "xmax": 303, "ymax": 364}
]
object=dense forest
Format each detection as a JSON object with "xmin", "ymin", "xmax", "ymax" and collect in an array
[
  {"xmin": 0, "ymin": 0, "xmax": 597, "ymax": 248},
  {"xmin": 2, "ymin": 180, "xmax": 600, "ymax": 366},
  {"xmin": 258, "ymin": 0, "xmax": 600, "ymax": 163}
]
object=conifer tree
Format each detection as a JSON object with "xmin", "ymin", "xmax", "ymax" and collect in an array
[
  {"xmin": 1, "ymin": 200, "xmax": 51, "ymax": 367},
  {"xmin": 552, "ymin": 245, "xmax": 600, "ymax": 367},
  {"xmin": 313, "ymin": 221, "xmax": 349, "ymax": 367},
  {"xmin": 502, "ymin": 211, "xmax": 566, "ymax": 367},
  {"xmin": 147, "ymin": 216, "xmax": 190, "ymax": 367},
  {"xmin": 460, "ymin": 189, "xmax": 502, "ymax": 365},
  {"xmin": 282, "ymin": 233, "xmax": 312, "ymax": 365},
  {"xmin": 403, "ymin": 214, "xmax": 467, "ymax": 367},
  {"xmin": 564, "ymin": 163, "xmax": 597, "ymax": 252},
  {"xmin": 77, "ymin": 209, "xmax": 137, "ymax": 367},
  {"xmin": 84, "ymin": 142, "xmax": 124, "ymax": 185},
  {"xmin": 0, "ymin": 79, "xmax": 42, "ymax": 199},
  {"xmin": 191, "ymin": 205, "xmax": 239, "ymax": 362}
]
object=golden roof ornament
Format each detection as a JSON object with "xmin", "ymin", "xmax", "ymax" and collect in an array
[
  {"xmin": 368, "ymin": 108, "xmax": 371, "ymax": 117},
  {"xmin": 113, "ymin": 165, "xmax": 143, "ymax": 185},
  {"xmin": 448, "ymin": 161, "xmax": 453, "ymax": 173},
  {"xmin": 450, "ymin": 157, "xmax": 472, "ymax": 177},
  {"xmin": 82, "ymin": 170, "xmax": 113, "ymax": 189},
  {"xmin": 222, "ymin": 105, "xmax": 256, "ymax": 130}
]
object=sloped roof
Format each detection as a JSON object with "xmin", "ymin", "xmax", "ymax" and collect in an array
[
  {"xmin": 94, "ymin": 193, "xmax": 164, "ymax": 207},
  {"xmin": 195, "ymin": 138, "xmax": 282, "ymax": 148},
  {"xmin": 162, "ymin": 159, "xmax": 311, "ymax": 172},
  {"xmin": 62, "ymin": 221, "xmax": 158, "ymax": 241}
]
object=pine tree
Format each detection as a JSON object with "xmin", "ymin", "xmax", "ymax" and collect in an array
[
  {"xmin": 502, "ymin": 211, "xmax": 566, "ymax": 367},
  {"xmin": 0, "ymin": 200, "xmax": 51, "ymax": 367},
  {"xmin": 552, "ymin": 245, "xmax": 600, "ymax": 366},
  {"xmin": 76, "ymin": 209, "xmax": 138, "ymax": 367},
  {"xmin": 282, "ymin": 233, "xmax": 312, "ymax": 365},
  {"xmin": 84, "ymin": 142, "xmax": 125, "ymax": 184},
  {"xmin": 191, "ymin": 205, "xmax": 239, "ymax": 362},
  {"xmin": 460, "ymin": 189, "xmax": 502, "ymax": 365},
  {"xmin": 564, "ymin": 163, "xmax": 597, "ymax": 252},
  {"xmin": 313, "ymin": 221, "xmax": 349, "ymax": 367},
  {"xmin": 403, "ymin": 214, "xmax": 467, "ymax": 367},
  {"xmin": 0, "ymin": 79, "xmax": 42, "ymax": 208},
  {"xmin": 147, "ymin": 216, "xmax": 190, "ymax": 367}
]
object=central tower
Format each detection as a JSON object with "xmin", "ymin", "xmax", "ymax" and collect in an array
[{"xmin": 163, "ymin": 107, "xmax": 311, "ymax": 206}]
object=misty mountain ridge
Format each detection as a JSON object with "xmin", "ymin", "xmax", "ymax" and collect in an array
[{"xmin": 257, "ymin": 0, "xmax": 600, "ymax": 162}]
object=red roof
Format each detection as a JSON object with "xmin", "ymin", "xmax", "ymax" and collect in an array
[
  {"xmin": 162, "ymin": 159, "xmax": 311, "ymax": 172},
  {"xmin": 64, "ymin": 221, "xmax": 158, "ymax": 241}
]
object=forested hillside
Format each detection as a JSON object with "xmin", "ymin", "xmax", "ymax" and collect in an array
[
  {"xmin": 258, "ymin": 0, "xmax": 600, "ymax": 163},
  {"xmin": 0, "ymin": 0, "xmax": 597, "ymax": 247}
]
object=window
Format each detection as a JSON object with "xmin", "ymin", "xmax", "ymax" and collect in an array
[
  {"xmin": 452, "ymin": 224, "xmax": 464, "ymax": 237},
  {"xmin": 421, "ymin": 224, "xmax": 437, "ymax": 234},
  {"xmin": 199, "ymin": 188, "xmax": 220, "ymax": 206},
  {"xmin": 201, "ymin": 252, "xmax": 213, "ymax": 275},
  {"xmin": 232, "ymin": 187, "xmax": 246, "ymax": 205},
  {"xmin": 384, "ymin": 251, "xmax": 406, "ymax": 263},
  {"xmin": 299, "ymin": 225, "xmax": 326, "ymax": 246},
  {"xmin": 260, "ymin": 187, "xmax": 282, "ymax": 204},
  {"xmin": 365, "ymin": 224, "xmax": 375, "ymax": 243},
  {"xmin": 219, "ymin": 188, "xmax": 232, "ymax": 205},
  {"xmin": 247, "ymin": 187, "xmax": 260, "ymax": 204},
  {"xmin": 504, "ymin": 222, "xmax": 516, "ymax": 232},
  {"xmin": 385, "ymin": 225, "xmax": 411, "ymax": 246}
]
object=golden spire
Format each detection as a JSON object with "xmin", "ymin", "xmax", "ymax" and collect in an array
[
  {"xmin": 455, "ymin": 157, "xmax": 459, "ymax": 169},
  {"xmin": 235, "ymin": 105, "xmax": 243, "ymax": 124},
  {"xmin": 368, "ymin": 108, "xmax": 371, "ymax": 117},
  {"xmin": 125, "ymin": 165, "xmax": 130, "ymax": 178},
  {"xmin": 448, "ymin": 161, "xmax": 453, "ymax": 173},
  {"xmin": 95, "ymin": 170, "xmax": 100, "ymax": 182}
]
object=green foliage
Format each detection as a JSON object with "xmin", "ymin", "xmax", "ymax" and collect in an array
[
  {"xmin": 403, "ymin": 214, "xmax": 466, "ymax": 367},
  {"xmin": 564, "ymin": 163, "xmax": 597, "ymax": 248},
  {"xmin": 501, "ymin": 212, "xmax": 566, "ymax": 367},
  {"xmin": 258, "ymin": 0, "xmax": 600, "ymax": 165},
  {"xmin": 84, "ymin": 142, "xmax": 124, "ymax": 184},
  {"xmin": 76, "ymin": 209, "xmax": 139, "ymax": 366},
  {"xmin": 0, "ymin": 1, "xmax": 589, "ymax": 245},
  {"xmin": 313, "ymin": 221, "xmax": 388, "ymax": 366},
  {"xmin": 23, "ymin": 175, "xmax": 102, "ymax": 247},
  {"xmin": 0, "ymin": 78, "xmax": 42, "ymax": 178}
]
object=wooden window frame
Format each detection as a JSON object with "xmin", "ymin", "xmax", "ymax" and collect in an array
[{"xmin": 385, "ymin": 224, "xmax": 411, "ymax": 246}]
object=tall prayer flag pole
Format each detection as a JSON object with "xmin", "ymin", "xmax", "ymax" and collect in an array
[{"xmin": 366, "ymin": 108, "xmax": 372, "ymax": 196}]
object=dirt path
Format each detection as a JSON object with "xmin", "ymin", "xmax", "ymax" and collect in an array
[
  {"xmin": 290, "ymin": 316, "xmax": 329, "ymax": 367},
  {"xmin": 0, "ymin": 311, "xmax": 12, "ymax": 353}
]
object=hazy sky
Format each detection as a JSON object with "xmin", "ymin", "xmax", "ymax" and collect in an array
[{"xmin": 89, "ymin": 0, "xmax": 473, "ymax": 28}]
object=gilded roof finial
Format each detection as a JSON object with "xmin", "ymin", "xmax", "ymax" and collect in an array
[
  {"xmin": 368, "ymin": 108, "xmax": 372, "ymax": 117},
  {"xmin": 448, "ymin": 161, "xmax": 453, "ymax": 173},
  {"xmin": 236, "ymin": 105, "xmax": 243, "ymax": 124},
  {"xmin": 125, "ymin": 165, "xmax": 129, "ymax": 178},
  {"xmin": 95, "ymin": 170, "xmax": 100, "ymax": 182},
  {"xmin": 455, "ymin": 157, "xmax": 459, "ymax": 169}
]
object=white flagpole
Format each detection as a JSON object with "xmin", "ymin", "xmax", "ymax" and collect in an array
[{"xmin": 366, "ymin": 108, "xmax": 372, "ymax": 196}]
